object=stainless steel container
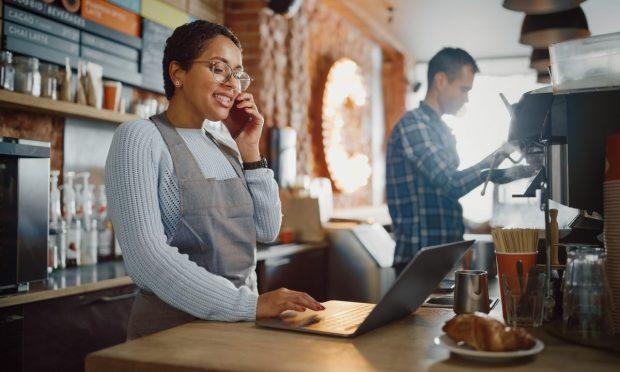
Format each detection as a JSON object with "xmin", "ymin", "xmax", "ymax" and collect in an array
[
  {"xmin": 0, "ymin": 137, "xmax": 50, "ymax": 293},
  {"xmin": 453, "ymin": 270, "xmax": 490, "ymax": 314},
  {"xmin": 547, "ymin": 143, "xmax": 569, "ymax": 205}
]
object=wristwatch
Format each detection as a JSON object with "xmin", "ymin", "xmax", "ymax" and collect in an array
[{"xmin": 242, "ymin": 156, "xmax": 269, "ymax": 170}]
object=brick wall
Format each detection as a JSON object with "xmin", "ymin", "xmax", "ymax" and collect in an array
[
  {"xmin": 0, "ymin": 0, "xmax": 406, "ymax": 209},
  {"xmin": 306, "ymin": 0, "xmax": 374, "ymax": 206},
  {"xmin": 0, "ymin": 111, "xmax": 64, "ymax": 172},
  {"xmin": 225, "ymin": 0, "xmax": 406, "ymax": 208},
  {"xmin": 224, "ymin": 0, "xmax": 269, "ymax": 154}
]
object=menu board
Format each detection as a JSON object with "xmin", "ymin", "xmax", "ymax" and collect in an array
[
  {"xmin": 141, "ymin": 19, "xmax": 172, "ymax": 93},
  {"xmin": 81, "ymin": 32, "xmax": 139, "ymax": 61},
  {"xmin": 2, "ymin": 0, "xmax": 184, "ymax": 94},
  {"xmin": 108, "ymin": 0, "xmax": 141, "ymax": 14},
  {"xmin": 4, "ymin": 0, "xmax": 141, "ymax": 49},
  {"xmin": 3, "ymin": 21, "xmax": 79, "ymax": 55},
  {"xmin": 81, "ymin": 0, "xmax": 141, "ymax": 38},
  {"xmin": 4, "ymin": 5, "xmax": 80, "ymax": 42}
]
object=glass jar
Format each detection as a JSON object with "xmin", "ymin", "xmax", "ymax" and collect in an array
[
  {"xmin": 40, "ymin": 63, "xmax": 59, "ymax": 100},
  {"xmin": 14, "ymin": 56, "xmax": 41, "ymax": 97},
  {"xmin": 0, "ymin": 50, "xmax": 15, "ymax": 91},
  {"xmin": 562, "ymin": 246, "xmax": 614, "ymax": 338}
]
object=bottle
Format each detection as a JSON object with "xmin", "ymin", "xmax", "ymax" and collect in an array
[
  {"xmin": 47, "ymin": 233, "xmax": 57, "ymax": 273},
  {"xmin": 53, "ymin": 173, "xmax": 67, "ymax": 270},
  {"xmin": 75, "ymin": 183, "xmax": 84, "ymax": 221},
  {"xmin": 63, "ymin": 171, "xmax": 81, "ymax": 267},
  {"xmin": 77, "ymin": 173, "xmax": 94, "ymax": 226},
  {"xmin": 56, "ymin": 220, "xmax": 67, "ymax": 270},
  {"xmin": 81, "ymin": 218, "xmax": 98, "ymax": 266},
  {"xmin": 0, "ymin": 50, "xmax": 15, "ymax": 91},
  {"xmin": 95, "ymin": 184, "xmax": 114, "ymax": 261},
  {"xmin": 114, "ymin": 236, "xmax": 123, "ymax": 259},
  {"xmin": 48, "ymin": 170, "xmax": 62, "ymax": 272},
  {"xmin": 77, "ymin": 173, "xmax": 97, "ymax": 265},
  {"xmin": 14, "ymin": 56, "xmax": 41, "ymax": 96},
  {"xmin": 40, "ymin": 62, "xmax": 59, "ymax": 100}
]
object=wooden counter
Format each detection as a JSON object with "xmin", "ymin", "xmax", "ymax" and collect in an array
[
  {"xmin": 0, "ymin": 90, "xmax": 139, "ymax": 124},
  {"xmin": 0, "ymin": 242, "xmax": 326, "ymax": 308},
  {"xmin": 85, "ymin": 305, "xmax": 620, "ymax": 372}
]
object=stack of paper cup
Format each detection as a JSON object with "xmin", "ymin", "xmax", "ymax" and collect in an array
[{"xmin": 604, "ymin": 133, "xmax": 620, "ymax": 334}]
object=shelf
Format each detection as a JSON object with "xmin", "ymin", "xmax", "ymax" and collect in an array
[{"xmin": 0, "ymin": 89, "xmax": 140, "ymax": 124}]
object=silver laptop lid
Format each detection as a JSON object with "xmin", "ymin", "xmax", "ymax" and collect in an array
[{"xmin": 355, "ymin": 240, "xmax": 473, "ymax": 335}]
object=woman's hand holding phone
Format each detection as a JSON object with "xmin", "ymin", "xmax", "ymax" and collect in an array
[{"xmin": 223, "ymin": 92, "xmax": 264, "ymax": 162}]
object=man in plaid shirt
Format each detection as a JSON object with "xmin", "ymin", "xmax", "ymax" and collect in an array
[{"xmin": 386, "ymin": 48, "xmax": 514, "ymax": 270}]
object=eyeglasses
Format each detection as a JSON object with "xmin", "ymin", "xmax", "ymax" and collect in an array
[{"xmin": 193, "ymin": 59, "xmax": 253, "ymax": 91}]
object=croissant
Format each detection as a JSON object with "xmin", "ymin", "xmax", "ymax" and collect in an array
[{"xmin": 442, "ymin": 313, "xmax": 536, "ymax": 351}]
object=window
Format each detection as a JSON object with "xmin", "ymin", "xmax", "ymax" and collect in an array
[{"xmin": 410, "ymin": 59, "xmax": 544, "ymax": 223}]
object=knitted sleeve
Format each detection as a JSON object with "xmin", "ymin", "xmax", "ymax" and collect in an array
[
  {"xmin": 244, "ymin": 168, "xmax": 282, "ymax": 242},
  {"xmin": 105, "ymin": 120, "xmax": 258, "ymax": 321}
]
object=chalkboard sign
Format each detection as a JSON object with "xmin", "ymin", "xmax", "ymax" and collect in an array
[
  {"xmin": 80, "ymin": 46, "xmax": 138, "ymax": 72},
  {"xmin": 141, "ymin": 72, "xmax": 164, "ymax": 94},
  {"xmin": 4, "ymin": 21, "xmax": 79, "ymax": 55},
  {"xmin": 4, "ymin": 37, "xmax": 79, "ymax": 68},
  {"xmin": 3, "ymin": 0, "xmax": 175, "ymax": 94},
  {"xmin": 81, "ymin": 32, "xmax": 139, "ymax": 62},
  {"xmin": 141, "ymin": 19, "xmax": 172, "ymax": 85},
  {"xmin": 4, "ymin": 5, "xmax": 80, "ymax": 42},
  {"xmin": 5, "ymin": 0, "xmax": 141, "ymax": 49}
]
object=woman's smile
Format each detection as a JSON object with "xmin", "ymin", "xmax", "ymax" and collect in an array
[{"xmin": 213, "ymin": 92, "xmax": 234, "ymax": 108}]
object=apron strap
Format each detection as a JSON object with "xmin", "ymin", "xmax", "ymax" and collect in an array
[
  {"xmin": 203, "ymin": 130, "xmax": 249, "ymax": 190},
  {"xmin": 150, "ymin": 113, "xmax": 205, "ymax": 181}
]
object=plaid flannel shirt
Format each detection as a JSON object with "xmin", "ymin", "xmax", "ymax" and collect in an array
[{"xmin": 386, "ymin": 102, "xmax": 492, "ymax": 265}]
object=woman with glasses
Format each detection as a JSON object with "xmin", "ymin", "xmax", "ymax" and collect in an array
[{"xmin": 105, "ymin": 20, "xmax": 324, "ymax": 340}]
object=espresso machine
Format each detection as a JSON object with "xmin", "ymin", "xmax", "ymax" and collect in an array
[
  {"xmin": 509, "ymin": 86, "xmax": 620, "ymax": 222},
  {"xmin": 0, "ymin": 137, "xmax": 50, "ymax": 293},
  {"xmin": 507, "ymin": 86, "xmax": 620, "ymax": 317}
]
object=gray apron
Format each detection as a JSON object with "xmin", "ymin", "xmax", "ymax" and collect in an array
[{"xmin": 127, "ymin": 113, "xmax": 257, "ymax": 340}]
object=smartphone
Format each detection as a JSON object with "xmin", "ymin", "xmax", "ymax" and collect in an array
[
  {"xmin": 424, "ymin": 297, "xmax": 499, "ymax": 310},
  {"xmin": 225, "ymin": 101, "xmax": 251, "ymax": 138},
  {"xmin": 426, "ymin": 297, "xmax": 453, "ymax": 306},
  {"xmin": 435, "ymin": 278, "xmax": 455, "ymax": 293}
]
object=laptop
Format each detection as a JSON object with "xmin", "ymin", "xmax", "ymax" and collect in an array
[{"xmin": 255, "ymin": 240, "xmax": 473, "ymax": 337}]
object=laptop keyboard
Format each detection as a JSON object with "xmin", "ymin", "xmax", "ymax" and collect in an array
[{"xmin": 319, "ymin": 303, "xmax": 375, "ymax": 330}]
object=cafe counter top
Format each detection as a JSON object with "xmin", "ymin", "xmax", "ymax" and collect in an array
[
  {"xmin": 0, "ymin": 242, "xmax": 327, "ymax": 309},
  {"xmin": 85, "ymin": 305, "xmax": 620, "ymax": 372},
  {"xmin": 0, "ymin": 261, "xmax": 132, "ymax": 308}
]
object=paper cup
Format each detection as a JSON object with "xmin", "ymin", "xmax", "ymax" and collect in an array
[
  {"xmin": 606, "ymin": 133, "xmax": 620, "ymax": 181},
  {"xmin": 103, "ymin": 80, "xmax": 122, "ymax": 111},
  {"xmin": 496, "ymin": 251, "xmax": 538, "ymax": 322}
]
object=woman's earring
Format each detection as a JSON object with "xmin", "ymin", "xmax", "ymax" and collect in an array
[{"xmin": 175, "ymin": 80, "xmax": 181, "ymax": 87}]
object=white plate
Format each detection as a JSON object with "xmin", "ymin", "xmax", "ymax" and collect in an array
[{"xmin": 434, "ymin": 334, "xmax": 544, "ymax": 362}]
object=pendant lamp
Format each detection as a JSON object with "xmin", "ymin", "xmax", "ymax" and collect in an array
[
  {"xmin": 519, "ymin": 6, "xmax": 590, "ymax": 48},
  {"xmin": 530, "ymin": 48, "xmax": 550, "ymax": 73},
  {"xmin": 537, "ymin": 72, "xmax": 551, "ymax": 84},
  {"xmin": 503, "ymin": 0, "xmax": 586, "ymax": 14},
  {"xmin": 266, "ymin": 0, "xmax": 303, "ymax": 17}
]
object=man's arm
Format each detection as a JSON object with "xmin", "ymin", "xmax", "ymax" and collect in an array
[{"xmin": 399, "ymin": 121, "xmax": 493, "ymax": 199}]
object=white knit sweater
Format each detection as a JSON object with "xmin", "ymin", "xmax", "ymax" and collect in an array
[{"xmin": 105, "ymin": 118, "xmax": 282, "ymax": 321}]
